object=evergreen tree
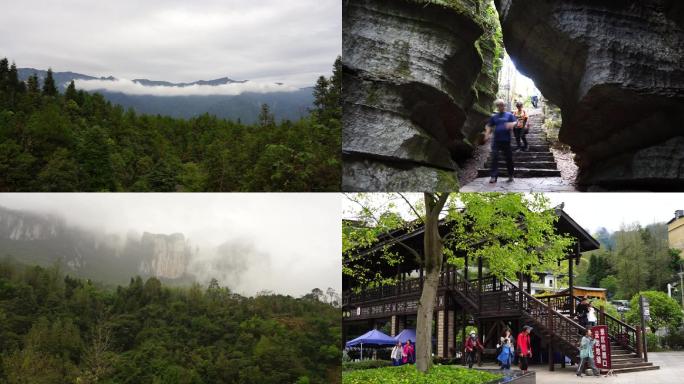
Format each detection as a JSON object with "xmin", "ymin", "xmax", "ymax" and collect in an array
[
  {"xmin": 27, "ymin": 74, "xmax": 40, "ymax": 94},
  {"xmin": 258, "ymin": 103, "xmax": 275, "ymax": 128},
  {"xmin": 42, "ymin": 68, "xmax": 58, "ymax": 96},
  {"xmin": 65, "ymin": 80, "xmax": 78, "ymax": 102}
]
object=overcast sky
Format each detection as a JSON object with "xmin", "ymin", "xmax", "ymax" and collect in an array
[
  {"xmin": 342, "ymin": 193, "xmax": 683, "ymax": 235},
  {"xmin": 0, "ymin": 0, "xmax": 340, "ymax": 88},
  {"xmin": 0, "ymin": 193, "xmax": 341, "ymax": 297}
]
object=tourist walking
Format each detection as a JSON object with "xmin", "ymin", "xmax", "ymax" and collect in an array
[
  {"xmin": 465, "ymin": 331, "xmax": 484, "ymax": 369},
  {"xmin": 406, "ymin": 340, "xmax": 415, "ymax": 364},
  {"xmin": 391, "ymin": 341, "xmax": 403, "ymax": 366},
  {"xmin": 587, "ymin": 302, "xmax": 598, "ymax": 327},
  {"xmin": 512, "ymin": 102, "xmax": 528, "ymax": 152},
  {"xmin": 516, "ymin": 325, "xmax": 533, "ymax": 375},
  {"xmin": 531, "ymin": 95, "xmax": 539, "ymax": 108},
  {"xmin": 577, "ymin": 329, "xmax": 601, "ymax": 377},
  {"xmin": 497, "ymin": 328, "xmax": 515, "ymax": 371},
  {"xmin": 485, "ymin": 99, "xmax": 517, "ymax": 183}
]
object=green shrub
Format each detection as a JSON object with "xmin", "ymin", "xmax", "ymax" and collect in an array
[
  {"xmin": 663, "ymin": 328, "xmax": 684, "ymax": 350},
  {"xmin": 343, "ymin": 360, "xmax": 393, "ymax": 371},
  {"xmin": 646, "ymin": 332, "xmax": 663, "ymax": 352},
  {"xmin": 342, "ymin": 364, "xmax": 500, "ymax": 384}
]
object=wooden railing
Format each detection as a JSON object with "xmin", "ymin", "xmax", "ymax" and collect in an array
[
  {"xmin": 569, "ymin": 295, "xmax": 638, "ymax": 354},
  {"xmin": 503, "ymin": 278, "xmax": 585, "ymax": 353}
]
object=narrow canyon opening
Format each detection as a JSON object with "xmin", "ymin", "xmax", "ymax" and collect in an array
[{"xmin": 342, "ymin": 0, "xmax": 683, "ymax": 191}]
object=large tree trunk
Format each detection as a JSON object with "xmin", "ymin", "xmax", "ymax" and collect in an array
[{"xmin": 415, "ymin": 193, "xmax": 448, "ymax": 373}]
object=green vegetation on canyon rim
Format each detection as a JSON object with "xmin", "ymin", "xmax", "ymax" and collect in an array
[
  {"xmin": 0, "ymin": 259, "xmax": 341, "ymax": 384},
  {"xmin": 0, "ymin": 57, "xmax": 341, "ymax": 192}
]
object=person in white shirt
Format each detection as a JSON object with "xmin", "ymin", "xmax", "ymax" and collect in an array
[
  {"xmin": 391, "ymin": 341, "xmax": 403, "ymax": 366},
  {"xmin": 586, "ymin": 302, "xmax": 597, "ymax": 327}
]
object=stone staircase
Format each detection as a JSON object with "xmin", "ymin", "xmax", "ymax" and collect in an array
[{"xmin": 477, "ymin": 109, "xmax": 561, "ymax": 178}]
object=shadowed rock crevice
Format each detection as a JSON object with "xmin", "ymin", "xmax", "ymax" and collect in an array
[
  {"xmin": 342, "ymin": 0, "xmax": 503, "ymax": 191},
  {"xmin": 495, "ymin": 0, "xmax": 684, "ymax": 190}
]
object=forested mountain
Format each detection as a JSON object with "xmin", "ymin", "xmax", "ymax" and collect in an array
[
  {"xmin": 0, "ymin": 58, "xmax": 341, "ymax": 192},
  {"xmin": 0, "ymin": 259, "xmax": 341, "ymax": 383},
  {"xmin": 16, "ymin": 68, "xmax": 315, "ymax": 123},
  {"xmin": 577, "ymin": 223, "xmax": 682, "ymax": 299}
]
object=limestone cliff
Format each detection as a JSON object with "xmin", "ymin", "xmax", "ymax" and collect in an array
[
  {"xmin": 495, "ymin": 0, "xmax": 684, "ymax": 190},
  {"xmin": 138, "ymin": 232, "xmax": 192, "ymax": 279},
  {"xmin": 342, "ymin": 0, "xmax": 503, "ymax": 191}
]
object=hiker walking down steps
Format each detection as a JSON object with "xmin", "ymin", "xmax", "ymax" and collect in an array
[
  {"xmin": 512, "ymin": 101, "xmax": 528, "ymax": 152},
  {"xmin": 485, "ymin": 99, "xmax": 517, "ymax": 184}
]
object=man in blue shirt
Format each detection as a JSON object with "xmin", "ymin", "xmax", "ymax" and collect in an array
[{"xmin": 485, "ymin": 99, "xmax": 516, "ymax": 183}]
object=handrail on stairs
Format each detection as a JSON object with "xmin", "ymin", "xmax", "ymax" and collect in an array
[{"xmin": 570, "ymin": 294, "xmax": 638, "ymax": 354}]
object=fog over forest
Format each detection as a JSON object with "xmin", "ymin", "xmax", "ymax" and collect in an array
[{"xmin": 0, "ymin": 194, "xmax": 341, "ymax": 296}]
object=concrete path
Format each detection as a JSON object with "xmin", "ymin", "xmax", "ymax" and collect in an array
[
  {"xmin": 460, "ymin": 177, "xmax": 576, "ymax": 192},
  {"xmin": 475, "ymin": 352, "xmax": 683, "ymax": 383}
]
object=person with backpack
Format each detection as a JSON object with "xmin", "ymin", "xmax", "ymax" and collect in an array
[
  {"xmin": 577, "ymin": 328, "xmax": 601, "ymax": 377},
  {"xmin": 516, "ymin": 325, "xmax": 533, "ymax": 375},
  {"xmin": 465, "ymin": 331, "xmax": 484, "ymax": 369},
  {"xmin": 497, "ymin": 328, "xmax": 515, "ymax": 371},
  {"xmin": 512, "ymin": 101, "xmax": 528, "ymax": 152},
  {"xmin": 485, "ymin": 99, "xmax": 517, "ymax": 183}
]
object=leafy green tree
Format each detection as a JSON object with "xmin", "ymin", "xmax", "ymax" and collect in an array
[
  {"xmin": 37, "ymin": 148, "xmax": 79, "ymax": 191},
  {"xmin": 599, "ymin": 275, "xmax": 619, "ymax": 299},
  {"xmin": 626, "ymin": 291, "xmax": 683, "ymax": 333},
  {"xmin": 344, "ymin": 193, "xmax": 573, "ymax": 373}
]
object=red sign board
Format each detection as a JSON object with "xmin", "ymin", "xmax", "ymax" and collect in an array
[{"xmin": 592, "ymin": 325, "xmax": 611, "ymax": 369}]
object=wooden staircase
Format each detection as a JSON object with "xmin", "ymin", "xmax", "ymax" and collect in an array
[{"xmin": 445, "ymin": 275, "xmax": 659, "ymax": 374}]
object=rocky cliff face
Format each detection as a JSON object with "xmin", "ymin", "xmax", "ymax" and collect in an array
[
  {"xmin": 0, "ymin": 206, "xmax": 62, "ymax": 241},
  {"xmin": 342, "ymin": 0, "xmax": 503, "ymax": 191},
  {"xmin": 138, "ymin": 232, "xmax": 192, "ymax": 279},
  {"xmin": 495, "ymin": 0, "xmax": 684, "ymax": 190}
]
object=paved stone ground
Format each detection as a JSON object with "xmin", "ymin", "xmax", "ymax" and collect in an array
[
  {"xmin": 473, "ymin": 352, "xmax": 683, "ymax": 383},
  {"xmin": 460, "ymin": 177, "xmax": 576, "ymax": 192}
]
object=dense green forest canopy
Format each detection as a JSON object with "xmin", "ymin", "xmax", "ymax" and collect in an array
[
  {"xmin": 0, "ymin": 259, "xmax": 341, "ymax": 384},
  {"xmin": 576, "ymin": 223, "xmax": 683, "ymax": 300},
  {"xmin": 0, "ymin": 58, "xmax": 341, "ymax": 191}
]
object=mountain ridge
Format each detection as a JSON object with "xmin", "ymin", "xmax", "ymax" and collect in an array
[{"xmin": 16, "ymin": 67, "xmax": 315, "ymax": 123}]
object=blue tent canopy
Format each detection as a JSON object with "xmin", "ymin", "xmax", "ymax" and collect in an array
[
  {"xmin": 345, "ymin": 329, "xmax": 396, "ymax": 348},
  {"xmin": 394, "ymin": 328, "xmax": 416, "ymax": 344}
]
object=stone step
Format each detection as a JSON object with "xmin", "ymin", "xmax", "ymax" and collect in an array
[
  {"xmin": 610, "ymin": 357, "xmax": 643, "ymax": 364},
  {"xmin": 610, "ymin": 362, "xmax": 653, "ymax": 370},
  {"xmin": 601, "ymin": 365, "xmax": 660, "ymax": 374},
  {"xmin": 476, "ymin": 168, "xmax": 562, "ymax": 178},
  {"xmin": 484, "ymin": 161, "xmax": 558, "ymax": 170},
  {"xmin": 508, "ymin": 152, "xmax": 555, "ymax": 161},
  {"xmin": 611, "ymin": 352, "xmax": 636, "ymax": 358}
]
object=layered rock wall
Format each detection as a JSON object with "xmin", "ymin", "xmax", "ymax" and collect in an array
[
  {"xmin": 495, "ymin": 0, "xmax": 684, "ymax": 190},
  {"xmin": 138, "ymin": 232, "xmax": 192, "ymax": 279},
  {"xmin": 342, "ymin": 0, "xmax": 503, "ymax": 191}
]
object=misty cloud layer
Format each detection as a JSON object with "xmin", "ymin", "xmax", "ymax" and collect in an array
[
  {"xmin": 0, "ymin": 0, "xmax": 341, "ymax": 86},
  {"xmin": 0, "ymin": 194, "xmax": 341, "ymax": 296},
  {"xmin": 75, "ymin": 78, "xmax": 299, "ymax": 96}
]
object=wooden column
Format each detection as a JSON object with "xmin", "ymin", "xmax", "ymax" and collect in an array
[
  {"xmin": 569, "ymin": 250, "xmax": 575, "ymax": 316},
  {"xmin": 548, "ymin": 343, "xmax": 555, "ymax": 371},
  {"xmin": 518, "ymin": 272, "xmax": 524, "ymax": 311},
  {"xmin": 390, "ymin": 315, "xmax": 398, "ymax": 336},
  {"xmin": 526, "ymin": 267, "xmax": 532, "ymax": 293},
  {"xmin": 448, "ymin": 310, "xmax": 455, "ymax": 358},
  {"xmin": 461, "ymin": 311, "xmax": 467, "ymax": 365},
  {"xmin": 478, "ymin": 256, "xmax": 483, "ymax": 310}
]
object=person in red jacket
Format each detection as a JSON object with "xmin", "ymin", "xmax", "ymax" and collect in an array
[
  {"xmin": 465, "ymin": 331, "xmax": 484, "ymax": 368},
  {"xmin": 516, "ymin": 325, "xmax": 533, "ymax": 374}
]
